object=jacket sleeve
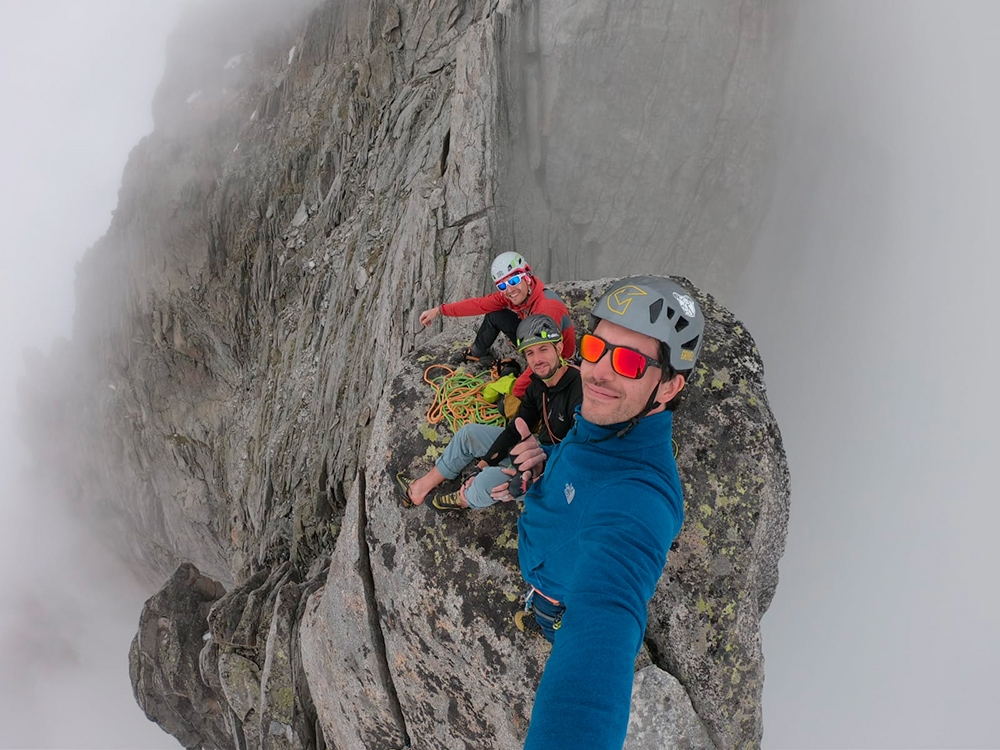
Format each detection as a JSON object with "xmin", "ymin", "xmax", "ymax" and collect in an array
[
  {"xmin": 482, "ymin": 383, "xmax": 543, "ymax": 465},
  {"xmin": 440, "ymin": 291, "xmax": 508, "ymax": 318},
  {"xmin": 530, "ymin": 292, "xmax": 576, "ymax": 359},
  {"xmin": 560, "ymin": 321, "xmax": 577, "ymax": 360},
  {"xmin": 523, "ymin": 481, "xmax": 681, "ymax": 750},
  {"xmin": 511, "ymin": 369, "xmax": 532, "ymax": 398}
]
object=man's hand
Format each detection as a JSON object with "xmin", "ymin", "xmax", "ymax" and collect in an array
[
  {"xmin": 489, "ymin": 474, "xmax": 516, "ymax": 502},
  {"xmin": 419, "ymin": 306, "xmax": 441, "ymax": 327},
  {"xmin": 510, "ymin": 417, "xmax": 546, "ymax": 478}
]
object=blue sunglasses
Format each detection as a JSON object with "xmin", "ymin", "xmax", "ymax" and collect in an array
[{"xmin": 496, "ymin": 274, "xmax": 524, "ymax": 291}]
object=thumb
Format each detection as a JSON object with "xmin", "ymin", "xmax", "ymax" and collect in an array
[{"xmin": 514, "ymin": 417, "xmax": 531, "ymax": 441}]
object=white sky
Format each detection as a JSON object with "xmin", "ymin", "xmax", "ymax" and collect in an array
[
  {"xmin": 0, "ymin": 2, "xmax": 184, "ymax": 747},
  {"xmin": 739, "ymin": 2, "xmax": 1000, "ymax": 748},
  {"xmin": 0, "ymin": 1, "xmax": 997, "ymax": 749}
]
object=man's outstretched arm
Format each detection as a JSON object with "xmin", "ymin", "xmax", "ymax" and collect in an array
[{"xmin": 523, "ymin": 489, "xmax": 678, "ymax": 749}]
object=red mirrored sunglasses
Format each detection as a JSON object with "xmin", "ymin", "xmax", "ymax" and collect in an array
[{"xmin": 579, "ymin": 333, "xmax": 662, "ymax": 379}]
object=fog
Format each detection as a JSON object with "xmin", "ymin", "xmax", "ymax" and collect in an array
[
  {"xmin": 0, "ymin": 2, "xmax": 183, "ymax": 747},
  {"xmin": 736, "ymin": 2, "xmax": 1000, "ymax": 747}
]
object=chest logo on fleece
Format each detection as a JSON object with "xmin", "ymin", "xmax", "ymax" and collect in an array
[{"xmin": 564, "ymin": 483, "xmax": 576, "ymax": 504}]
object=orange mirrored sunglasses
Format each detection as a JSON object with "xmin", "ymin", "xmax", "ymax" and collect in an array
[{"xmin": 579, "ymin": 333, "xmax": 662, "ymax": 379}]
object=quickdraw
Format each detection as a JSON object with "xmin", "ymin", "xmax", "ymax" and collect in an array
[{"xmin": 424, "ymin": 365, "xmax": 506, "ymax": 434}]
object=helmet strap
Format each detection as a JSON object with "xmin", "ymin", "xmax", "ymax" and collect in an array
[{"xmin": 541, "ymin": 359, "xmax": 568, "ymax": 383}]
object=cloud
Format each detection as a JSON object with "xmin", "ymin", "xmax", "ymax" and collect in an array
[
  {"xmin": 737, "ymin": 2, "xmax": 1000, "ymax": 747},
  {"xmin": 0, "ymin": 2, "xmax": 189, "ymax": 747}
]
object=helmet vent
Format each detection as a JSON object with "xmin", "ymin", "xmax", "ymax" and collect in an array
[
  {"xmin": 648, "ymin": 298, "xmax": 664, "ymax": 325},
  {"xmin": 593, "ymin": 276, "xmax": 704, "ymax": 371}
]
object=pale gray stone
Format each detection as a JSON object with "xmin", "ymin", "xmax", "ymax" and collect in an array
[
  {"xmin": 258, "ymin": 582, "xmax": 304, "ymax": 750},
  {"xmin": 299, "ymin": 480, "xmax": 407, "ymax": 750},
  {"xmin": 624, "ymin": 667, "xmax": 715, "ymax": 750},
  {"xmin": 218, "ymin": 653, "xmax": 261, "ymax": 722},
  {"xmin": 291, "ymin": 201, "xmax": 309, "ymax": 227}
]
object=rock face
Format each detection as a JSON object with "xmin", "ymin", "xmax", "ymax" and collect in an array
[
  {"xmin": 129, "ymin": 563, "xmax": 230, "ymax": 750},
  {"xmin": 130, "ymin": 560, "xmax": 329, "ymax": 750},
  {"xmin": 348, "ymin": 279, "xmax": 785, "ymax": 750},
  {"xmin": 504, "ymin": 2, "xmax": 792, "ymax": 292},
  {"xmin": 18, "ymin": 0, "xmax": 791, "ymax": 748},
  {"xmin": 624, "ymin": 666, "xmax": 716, "ymax": 750},
  {"xmin": 128, "ymin": 277, "xmax": 787, "ymax": 750}
]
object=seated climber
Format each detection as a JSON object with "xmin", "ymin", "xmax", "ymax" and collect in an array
[
  {"xmin": 417, "ymin": 251, "xmax": 575, "ymax": 398},
  {"xmin": 397, "ymin": 314, "xmax": 582, "ymax": 510},
  {"xmin": 507, "ymin": 276, "xmax": 705, "ymax": 750}
]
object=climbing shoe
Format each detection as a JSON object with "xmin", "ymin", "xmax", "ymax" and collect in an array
[
  {"xmin": 490, "ymin": 357, "xmax": 522, "ymax": 380},
  {"xmin": 394, "ymin": 472, "xmax": 416, "ymax": 508},
  {"xmin": 514, "ymin": 610, "xmax": 545, "ymax": 639},
  {"xmin": 432, "ymin": 490, "xmax": 467, "ymax": 511},
  {"xmin": 452, "ymin": 347, "xmax": 493, "ymax": 370}
]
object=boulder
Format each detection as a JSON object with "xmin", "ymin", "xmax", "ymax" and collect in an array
[
  {"xmin": 129, "ymin": 563, "xmax": 230, "ymax": 750},
  {"xmin": 624, "ymin": 666, "xmax": 715, "ymax": 750},
  {"xmin": 133, "ymin": 561, "xmax": 327, "ymax": 750},
  {"xmin": 338, "ymin": 278, "xmax": 787, "ymax": 748}
]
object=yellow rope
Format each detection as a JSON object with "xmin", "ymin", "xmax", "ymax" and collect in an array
[{"xmin": 424, "ymin": 365, "xmax": 506, "ymax": 434}]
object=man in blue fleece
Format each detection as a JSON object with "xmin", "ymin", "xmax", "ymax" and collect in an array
[{"xmin": 510, "ymin": 276, "xmax": 705, "ymax": 750}]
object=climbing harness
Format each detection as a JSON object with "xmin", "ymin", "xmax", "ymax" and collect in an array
[
  {"xmin": 517, "ymin": 586, "xmax": 564, "ymax": 642},
  {"xmin": 424, "ymin": 365, "xmax": 506, "ymax": 434}
]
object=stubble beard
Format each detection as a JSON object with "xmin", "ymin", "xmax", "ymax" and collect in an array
[
  {"xmin": 580, "ymin": 374, "xmax": 626, "ymax": 426},
  {"xmin": 532, "ymin": 360, "xmax": 555, "ymax": 380},
  {"xmin": 505, "ymin": 285, "xmax": 529, "ymax": 306},
  {"xmin": 581, "ymin": 372, "xmax": 661, "ymax": 426}
]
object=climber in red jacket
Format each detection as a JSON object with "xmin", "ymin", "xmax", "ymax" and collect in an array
[{"xmin": 418, "ymin": 252, "xmax": 576, "ymax": 398}]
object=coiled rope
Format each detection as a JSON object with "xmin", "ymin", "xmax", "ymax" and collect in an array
[{"xmin": 424, "ymin": 365, "xmax": 506, "ymax": 434}]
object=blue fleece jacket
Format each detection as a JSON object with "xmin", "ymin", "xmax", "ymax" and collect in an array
[{"xmin": 518, "ymin": 407, "xmax": 683, "ymax": 750}]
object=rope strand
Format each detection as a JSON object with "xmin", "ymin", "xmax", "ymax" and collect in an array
[{"xmin": 424, "ymin": 365, "xmax": 506, "ymax": 434}]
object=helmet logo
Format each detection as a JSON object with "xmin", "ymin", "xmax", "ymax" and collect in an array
[
  {"xmin": 491, "ymin": 252, "xmax": 529, "ymax": 282},
  {"xmin": 672, "ymin": 291, "xmax": 697, "ymax": 318},
  {"xmin": 606, "ymin": 285, "xmax": 648, "ymax": 315}
]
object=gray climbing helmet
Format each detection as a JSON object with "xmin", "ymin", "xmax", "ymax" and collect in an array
[
  {"xmin": 592, "ymin": 275, "xmax": 704, "ymax": 373},
  {"xmin": 516, "ymin": 314, "xmax": 563, "ymax": 353}
]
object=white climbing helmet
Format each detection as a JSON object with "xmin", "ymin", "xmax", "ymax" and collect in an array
[{"xmin": 490, "ymin": 251, "xmax": 530, "ymax": 283}]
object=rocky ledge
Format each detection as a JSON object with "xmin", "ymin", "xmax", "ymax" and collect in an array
[{"xmin": 129, "ymin": 280, "xmax": 788, "ymax": 750}]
